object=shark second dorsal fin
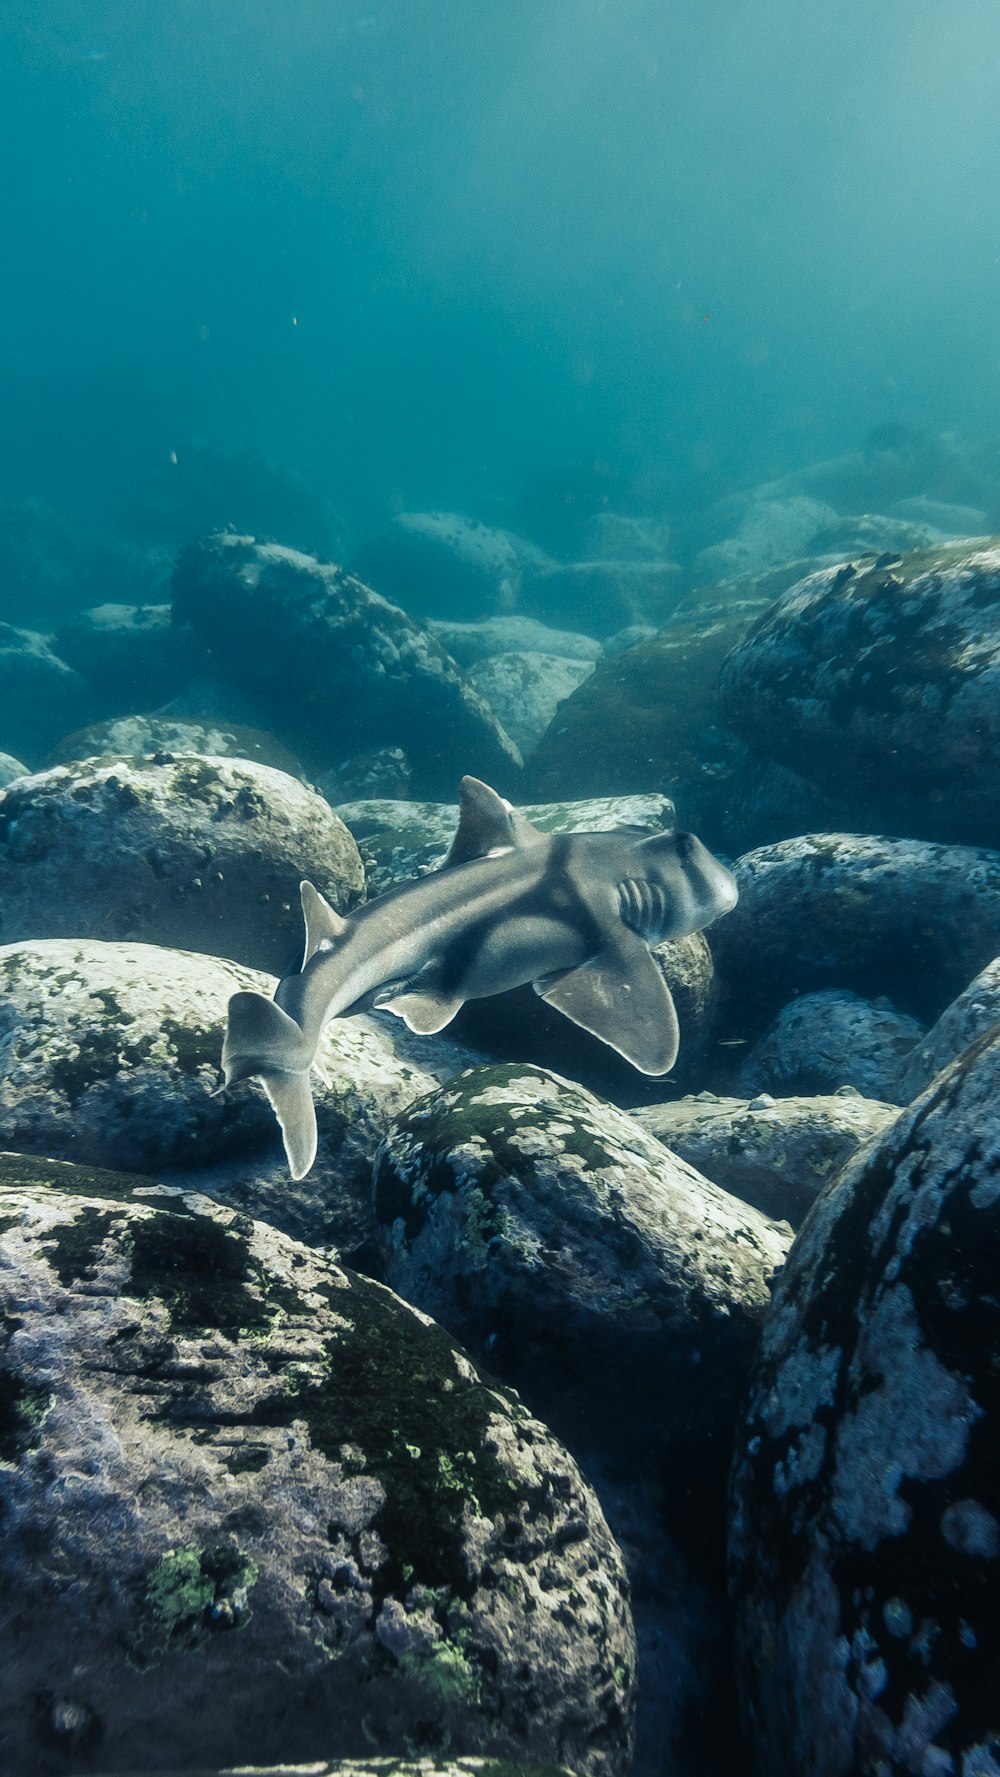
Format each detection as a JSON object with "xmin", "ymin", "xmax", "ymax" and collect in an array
[
  {"xmin": 300, "ymin": 880, "xmax": 348, "ymax": 967},
  {"xmin": 442, "ymin": 776, "xmax": 542, "ymax": 868}
]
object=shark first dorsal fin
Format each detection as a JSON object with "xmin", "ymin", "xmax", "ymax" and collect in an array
[
  {"xmin": 442, "ymin": 776, "xmax": 543, "ymax": 869},
  {"xmin": 300, "ymin": 880, "xmax": 348, "ymax": 967},
  {"xmin": 534, "ymin": 930, "xmax": 680, "ymax": 1075}
]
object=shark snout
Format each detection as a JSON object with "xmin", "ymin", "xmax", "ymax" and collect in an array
[{"xmin": 674, "ymin": 831, "xmax": 739, "ymax": 922}]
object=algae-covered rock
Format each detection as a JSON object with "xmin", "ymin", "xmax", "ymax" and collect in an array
[
  {"xmin": 172, "ymin": 535, "xmax": 522, "ymax": 796},
  {"xmin": 0, "ymin": 754, "xmax": 364, "ymax": 973},
  {"xmin": 465, "ymin": 650, "xmax": 595, "ymax": 757},
  {"xmin": 46, "ymin": 714, "xmax": 306, "ymax": 780},
  {"xmin": 729, "ymin": 1022, "xmax": 1000, "ymax": 1775},
  {"xmin": 0, "ymin": 1160, "xmax": 634, "ymax": 1776},
  {"xmin": 900, "ymin": 955, "xmax": 1000, "ymax": 1100},
  {"xmin": 0, "ymin": 939, "xmax": 473, "ymax": 1257},
  {"xmin": 633, "ymin": 1091, "xmax": 898, "ymax": 1228},
  {"xmin": 718, "ymin": 542, "xmax": 1000, "ymax": 848},
  {"xmin": 732, "ymin": 988, "xmax": 924, "ymax": 1105}
]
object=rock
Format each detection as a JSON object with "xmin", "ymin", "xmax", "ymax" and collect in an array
[
  {"xmin": 374, "ymin": 1063, "xmax": 791, "ymax": 1514},
  {"xmin": 0, "ymin": 1158, "xmax": 635, "ymax": 1777},
  {"xmin": 172, "ymin": 535, "xmax": 522, "ymax": 797},
  {"xmin": 712, "ymin": 833, "xmax": 1000, "ymax": 1032},
  {"xmin": 890, "ymin": 495, "xmax": 989, "ymax": 534},
  {"xmin": 0, "ymin": 624, "xmax": 91, "ymax": 763},
  {"xmin": 466, "ymin": 651, "xmax": 595, "ymax": 757},
  {"xmin": 0, "ymin": 938, "xmax": 475, "ymax": 1258},
  {"xmin": 80, "ymin": 536, "xmax": 176, "ymax": 607},
  {"xmin": 633, "ymin": 1091, "xmax": 898, "ymax": 1227},
  {"xmin": 337, "ymin": 789, "xmax": 678, "ymax": 897},
  {"xmin": 45, "ymin": 715, "xmax": 306, "ymax": 779},
  {"xmin": 352, "ymin": 512, "xmax": 554, "ymax": 622},
  {"xmin": 55, "ymin": 602, "xmax": 194, "ymax": 710},
  {"xmin": 521, "ymin": 560, "xmax": 683, "ymax": 636},
  {"xmin": 900, "ymin": 955, "xmax": 1000, "ymax": 1100},
  {"xmin": 602, "ymin": 624, "xmax": 657, "ymax": 656},
  {"xmin": 692, "ymin": 496, "xmax": 838, "ymax": 583},
  {"xmin": 807, "ymin": 512, "xmax": 942, "ymax": 556},
  {"xmin": 0, "ymin": 755, "xmax": 364, "ymax": 974},
  {"xmin": 0, "ymin": 752, "xmax": 27, "ymax": 788},
  {"xmin": 317, "ymin": 746, "xmax": 413, "ymax": 804},
  {"xmin": 123, "ymin": 441, "xmax": 352, "ymax": 560},
  {"xmin": 89, "ymin": 1765, "xmax": 571, "ymax": 1777},
  {"xmin": 729, "ymin": 1022, "xmax": 1000, "ymax": 1776},
  {"xmin": 732, "ymin": 989, "xmax": 924, "ymax": 1105},
  {"xmin": 718, "ymin": 543, "xmax": 1000, "ymax": 848},
  {"xmin": 580, "ymin": 512, "xmax": 673, "ymax": 562},
  {"xmin": 427, "ymin": 615, "xmax": 602, "ymax": 667},
  {"xmin": 0, "ymin": 497, "xmax": 84, "ymax": 625},
  {"xmin": 756, "ymin": 425, "xmax": 1000, "ymax": 520}
]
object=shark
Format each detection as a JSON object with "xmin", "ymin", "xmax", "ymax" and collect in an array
[{"xmin": 220, "ymin": 775, "xmax": 738, "ymax": 1179}]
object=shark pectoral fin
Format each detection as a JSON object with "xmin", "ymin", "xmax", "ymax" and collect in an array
[
  {"xmin": 260, "ymin": 1070, "xmax": 319, "ymax": 1181},
  {"xmin": 442, "ymin": 775, "xmax": 543, "ymax": 867},
  {"xmin": 300, "ymin": 880, "xmax": 348, "ymax": 967},
  {"xmin": 374, "ymin": 979, "xmax": 465, "ymax": 1035},
  {"xmin": 534, "ymin": 938, "xmax": 680, "ymax": 1075}
]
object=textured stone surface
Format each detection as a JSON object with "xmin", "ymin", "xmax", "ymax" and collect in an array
[
  {"xmin": 0, "ymin": 754, "xmax": 364, "ymax": 974},
  {"xmin": 718, "ymin": 542, "xmax": 1000, "ymax": 847},
  {"xmin": 46, "ymin": 714, "xmax": 306, "ymax": 779},
  {"xmin": 172, "ymin": 535, "xmax": 522, "ymax": 797},
  {"xmin": 901, "ymin": 956, "xmax": 1000, "ymax": 1100},
  {"xmin": 732, "ymin": 989, "xmax": 924, "ymax": 1105},
  {"xmin": 0, "ymin": 751, "xmax": 26, "ymax": 788},
  {"xmin": 712, "ymin": 833, "xmax": 1000, "ymax": 1032},
  {"xmin": 465, "ymin": 651, "xmax": 595, "ymax": 757},
  {"xmin": 0, "ymin": 623, "xmax": 90, "ymax": 763},
  {"xmin": 730, "ymin": 1023, "xmax": 1000, "ymax": 1776},
  {"xmin": 0, "ymin": 1160, "xmax": 635, "ymax": 1777},
  {"xmin": 633, "ymin": 1091, "xmax": 898, "ymax": 1228},
  {"xmin": 428, "ymin": 615, "xmax": 602, "ymax": 667},
  {"xmin": 91, "ymin": 1763, "xmax": 573, "ymax": 1777},
  {"xmin": 0, "ymin": 939, "xmax": 473, "ymax": 1258}
]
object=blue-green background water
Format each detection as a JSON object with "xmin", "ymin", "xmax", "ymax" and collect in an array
[{"xmin": 3, "ymin": 0, "xmax": 999, "ymax": 546}]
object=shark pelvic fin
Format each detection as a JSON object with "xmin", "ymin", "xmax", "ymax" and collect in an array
[
  {"xmin": 374, "ymin": 971, "xmax": 465, "ymax": 1034},
  {"xmin": 442, "ymin": 775, "xmax": 542, "ymax": 868},
  {"xmin": 534, "ymin": 933, "xmax": 680, "ymax": 1075},
  {"xmin": 300, "ymin": 880, "xmax": 348, "ymax": 967}
]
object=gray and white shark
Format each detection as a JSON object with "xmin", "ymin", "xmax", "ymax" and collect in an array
[{"xmin": 221, "ymin": 776, "xmax": 738, "ymax": 1179}]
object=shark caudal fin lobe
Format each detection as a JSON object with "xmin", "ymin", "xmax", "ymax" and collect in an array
[
  {"xmin": 299, "ymin": 880, "xmax": 348, "ymax": 967},
  {"xmin": 535, "ymin": 929, "xmax": 680, "ymax": 1075},
  {"xmin": 221, "ymin": 989, "xmax": 319, "ymax": 1180},
  {"xmin": 443, "ymin": 775, "xmax": 543, "ymax": 867}
]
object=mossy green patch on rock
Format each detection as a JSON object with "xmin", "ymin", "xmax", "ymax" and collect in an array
[
  {"xmin": 399, "ymin": 1631, "xmax": 482, "ymax": 1706},
  {"xmin": 130, "ymin": 1541, "xmax": 259, "ymax": 1668}
]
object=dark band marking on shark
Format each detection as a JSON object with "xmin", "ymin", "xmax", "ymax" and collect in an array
[{"xmin": 220, "ymin": 776, "xmax": 738, "ymax": 1179}]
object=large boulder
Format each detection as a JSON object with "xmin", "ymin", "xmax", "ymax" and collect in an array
[
  {"xmin": 172, "ymin": 535, "xmax": 522, "ymax": 797},
  {"xmin": 352, "ymin": 512, "xmax": 554, "ymax": 623},
  {"xmin": 0, "ymin": 755, "xmax": 364, "ymax": 974},
  {"xmin": 0, "ymin": 751, "xmax": 26, "ymax": 789},
  {"xmin": 464, "ymin": 650, "xmax": 595, "ymax": 757},
  {"xmin": 718, "ymin": 542, "xmax": 1000, "ymax": 848},
  {"xmin": 901, "ymin": 956, "xmax": 1000, "ymax": 1100},
  {"xmin": 0, "ymin": 1159, "xmax": 635, "ymax": 1776},
  {"xmin": 45, "ymin": 715, "xmax": 306, "ymax": 779},
  {"xmin": 729, "ymin": 1024, "xmax": 1000, "ymax": 1776},
  {"xmin": 520, "ymin": 560, "xmax": 684, "ymax": 636},
  {"xmin": 731, "ymin": 988, "xmax": 924, "ymax": 1105},
  {"xmin": 428, "ymin": 615, "xmax": 602, "ymax": 667},
  {"xmin": 712, "ymin": 833, "xmax": 1000, "ymax": 1033}
]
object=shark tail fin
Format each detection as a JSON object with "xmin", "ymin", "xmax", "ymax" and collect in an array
[
  {"xmin": 300, "ymin": 879, "xmax": 349, "ymax": 967},
  {"xmin": 221, "ymin": 990, "xmax": 319, "ymax": 1180}
]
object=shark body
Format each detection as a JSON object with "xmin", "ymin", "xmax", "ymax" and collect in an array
[{"xmin": 221, "ymin": 776, "xmax": 738, "ymax": 1179}]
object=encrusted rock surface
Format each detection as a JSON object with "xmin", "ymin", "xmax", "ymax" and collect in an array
[
  {"xmin": 465, "ymin": 651, "xmax": 595, "ymax": 757},
  {"xmin": 46, "ymin": 714, "xmax": 306, "ymax": 780},
  {"xmin": 428, "ymin": 615, "xmax": 602, "ymax": 667},
  {"xmin": 712, "ymin": 833, "xmax": 1000, "ymax": 1032},
  {"xmin": 0, "ymin": 939, "xmax": 473, "ymax": 1258},
  {"xmin": 901, "ymin": 955, "xmax": 1000, "ymax": 1100},
  {"xmin": 171, "ymin": 535, "xmax": 522, "ymax": 797},
  {"xmin": 90, "ymin": 1763, "xmax": 573, "ymax": 1777},
  {"xmin": 729, "ymin": 1023, "xmax": 1000, "ymax": 1776},
  {"xmin": 732, "ymin": 988, "xmax": 924, "ymax": 1105},
  {"xmin": 0, "ymin": 754, "xmax": 364, "ymax": 974},
  {"xmin": 0, "ymin": 1160, "xmax": 635, "ymax": 1777},
  {"xmin": 718, "ymin": 542, "xmax": 1000, "ymax": 848},
  {"xmin": 633, "ymin": 1091, "xmax": 898, "ymax": 1228}
]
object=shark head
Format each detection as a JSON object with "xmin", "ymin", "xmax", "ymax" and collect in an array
[{"xmin": 615, "ymin": 829, "xmax": 738, "ymax": 944}]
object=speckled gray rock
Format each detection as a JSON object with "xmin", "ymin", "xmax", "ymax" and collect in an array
[
  {"xmin": 0, "ymin": 755, "xmax": 364, "ymax": 973},
  {"xmin": 633, "ymin": 1092, "xmax": 898, "ymax": 1228},
  {"xmin": 712, "ymin": 833, "xmax": 1000, "ymax": 1032},
  {"xmin": 89, "ymin": 1763, "xmax": 572, "ymax": 1777},
  {"xmin": 901, "ymin": 956, "xmax": 1000, "ymax": 1100},
  {"xmin": 428, "ymin": 615, "xmax": 602, "ymax": 666},
  {"xmin": 0, "ymin": 939, "xmax": 475, "ymax": 1259},
  {"xmin": 46, "ymin": 714, "xmax": 306, "ymax": 779},
  {"xmin": 0, "ymin": 751, "xmax": 27, "ymax": 788},
  {"xmin": 692, "ymin": 495, "xmax": 838, "ymax": 583},
  {"xmin": 718, "ymin": 542, "xmax": 1000, "ymax": 847},
  {"xmin": 732, "ymin": 989, "xmax": 924, "ymax": 1105},
  {"xmin": 55, "ymin": 602, "xmax": 193, "ymax": 709},
  {"xmin": 465, "ymin": 651, "xmax": 595, "ymax": 757},
  {"xmin": 729, "ymin": 1022, "xmax": 1000, "ymax": 1776},
  {"xmin": 352, "ymin": 512, "xmax": 555, "ymax": 623},
  {"xmin": 172, "ymin": 535, "xmax": 522, "ymax": 796},
  {"xmin": 0, "ymin": 1158, "xmax": 635, "ymax": 1777},
  {"xmin": 374, "ymin": 1064, "xmax": 791, "ymax": 1492},
  {"xmin": 337, "ymin": 790, "xmax": 677, "ymax": 897},
  {"xmin": 520, "ymin": 561, "xmax": 683, "ymax": 635},
  {"xmin": 581, "ymin": 512, "xmax": 673, "ymax": 562},
  {"xmin": 0, "ymin": 623, "xmax": 90, "ymax": 763}
]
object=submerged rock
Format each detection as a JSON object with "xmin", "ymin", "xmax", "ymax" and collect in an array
[
  {"xmin": 86, "ymin": 1764, "xmax": 573, "ymax": 1777},
  {"xmin": 730, "ymin": 1022, "xmax": 1000, "ymax": 1775},
  {"xmin": 352, "ymin": 512, "xmax": 554, "ymax": 622},
  {"xmin": 900, "ymin": 955, "xmax": 1000, "ymax": 1100},
  {"xmin": 172, "ymin": 534, "xmax": 522, "ymax": 797},
  {"xmin": 465, "ymin": 650, "xmax": 595, "ymax": 757},
  {"xmin": 633, "ymin": 1092, "xmax": 898, "ymax": 1228},
  {"xmin": 0, "ymin": 1159, "xmax": 635, "ymax": 1777},
  {"xmin": 732, "ymin": 989, "xmax": 924, "ymax": 1105},
  {"xmin": 0, "ymin": 754, "xmax": 364, "ymax": 974},
  {"xmin": 520, "ymin": 560, "xmax": 683, "ymax": 636},
  {"xmin": 718, "ymin": 541, "xmax": 1000, "ymax": 848},
  {"xmin": 46, "ymin": 715, "xmax": 306, "ymax": 779},
  {"xmin": 0, "ymin": 624, "xmax": 90, "ymax": 763},
  {"xmin": 55, "ymin": 602, "xmax": 193, "ymax": 710},
  {"xmin": 427, "ymin": 615, "xmax": 602, "ymax": 666},
  {"xmin": 0, "ymin": 751, "xmax": 27, "ymax": 788},
  {"xmin": 692, "ymin": 494, "xmax": 837, "ymax": 583}
]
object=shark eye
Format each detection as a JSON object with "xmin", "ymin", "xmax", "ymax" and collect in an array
[{"xmin": 674, "ymin": 831, "xmax": 695, "ymax": 860}]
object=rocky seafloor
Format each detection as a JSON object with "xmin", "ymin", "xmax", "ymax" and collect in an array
[{"xmin": 1, "ymin": 445, "xmax": 999, "ymax": 1777}]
